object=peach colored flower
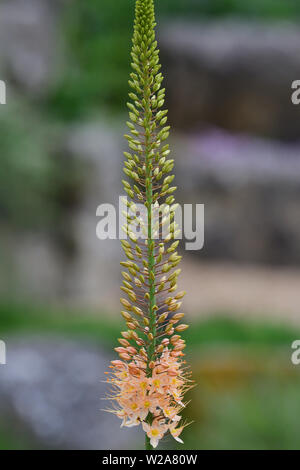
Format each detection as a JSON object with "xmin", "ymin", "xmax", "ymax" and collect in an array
[
  {"xmin": 162, "ymin": 405, "xmax": 181, "ymax": 422},
  {"xmin": 142, "ymin": 420, "xmax": 168, "ymax": 449},
  {"xmin": 105, "ymin": 344, "xmax": 193, "ymax": 448},
  {"xmin": 169, "ymin": 422, "xmax": 184, "ymax": 444}
]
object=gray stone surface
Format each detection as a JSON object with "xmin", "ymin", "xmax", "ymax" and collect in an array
[
  {"xmin": 0, "ymin": 0, "xmax": 66, "ymax": 94},
  {"xmin": 174, "ymin": 129, "xmax": 300, "ymax": 265},
  {"xmin": 160, "ymin": 20, "xmax": 300, "ymax": 139},
  {"xmin": 0, "ymin": 335, "xmax": 140, "ymax": 449},
  {"xmin": 0, "ymin": 122, "xmax": 123, "ymax": 311},
  {"xmin": 2, "ymin": 118, "xmax": 300, "ymax": 310},
  {"xmin": 62, "ymin": 122, "xmax": 124, "ymax": 308}
]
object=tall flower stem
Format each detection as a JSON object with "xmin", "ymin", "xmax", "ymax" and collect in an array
[
  {"xmin": 145, "ymin": 72, "xmax": 156, "ymax": 375},
  {"xmin": 142, "ymin": 1, "xmax": 156, "ymax": 444},
  {"xmin": 104, "ymin": 0, "xmax": 192, "ymax": 452},
  {"xmin": 145, "ymin": 434, "xmax": 152, "ymax": 450}
]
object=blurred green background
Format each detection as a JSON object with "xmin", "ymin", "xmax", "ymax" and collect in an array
[{"xmin": 0, "ymin": 0, "xmax": 300, "ymax": 450}]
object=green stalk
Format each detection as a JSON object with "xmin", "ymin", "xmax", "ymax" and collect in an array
[
  {"xmin": 119, "ymin": 0, "xmax": 190, "ymax": 450},
  {"xmin": 143, "ymin": 3, "xmax": 156, "ymax": 449},
  {"xmin": 145, "ymin": 115, "xmax": 156, "ymax": 448},
  {"xmin": 145, "ymin": 92, "xmax": 156, "ymax": 372},
  {"xmin": 145, "ymin": 434, "xmax": 152, "ymax": 450}
]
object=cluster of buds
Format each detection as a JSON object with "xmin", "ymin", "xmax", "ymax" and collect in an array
[{"xmin": 104, "ymin": 0, "xmax": 193, "ymax": 449}]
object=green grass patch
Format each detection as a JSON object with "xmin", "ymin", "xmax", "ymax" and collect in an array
[
  {"xmin": 186, "ymin": 316, "xmax": 298, "ymax": 348},
  {"xmin": 0, "ymin": 423, "xmax": 33, "ymax": 450},
  {"xmin": 183, "ymin": 378, "xmax": 300, "ymax": 450},
  {"xmin": 0, "ymin": 302, "xmax": 298, "ymax": 350},
  {"xmin": 0, "ymin": 302, "xmax": 120, "ymax": 348}
]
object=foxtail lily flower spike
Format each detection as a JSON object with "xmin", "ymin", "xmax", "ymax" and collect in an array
[{"xmin": 104, "ymin": 0, "xmax": 193, "ymax": 450}]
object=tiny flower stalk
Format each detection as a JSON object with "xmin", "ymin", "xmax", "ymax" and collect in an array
[{"xmin": 104, "ymin": 0, "xmax": 193, "ymax": 450}]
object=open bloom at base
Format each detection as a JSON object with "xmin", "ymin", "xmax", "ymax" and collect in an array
[
  {"xmin": 169, "ymin": 422, "xmax": 184, "ymax": 444},
  {"xmin": 142, "ymin": 420, "xmax": 168, "ymax": 448},
  {"xmin": 105, "ymin": 347, "xmax": 193, "ymax": 447}
]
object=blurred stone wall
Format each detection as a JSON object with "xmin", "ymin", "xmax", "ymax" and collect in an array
[
  {"xmin": 160, "ymin": 20, "xmax": 300, "ymax": 140},
  {"xmin": 1, "ymin": 9, "xmax": 300, "ymax": 307},
  {"xmin": 174, "ymin": 130, "xmax": 300, "ymax": 265},
  {"xmin": 0, "ymin": 0, "xmax": 68, "ymax": 95}
]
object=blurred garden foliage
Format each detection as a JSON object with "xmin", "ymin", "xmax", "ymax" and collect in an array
[
  {"xmin": 0, "ymin": 302, "xmax": 299, "ymax": 450},
  {"xmin": 1, "ymin": 0, "xmax": 300, "ymax": 450},
  {"xmin": 183, "ymin": 376, "xmax": 300, "ymax": 450},
  {"xmin": 3, "ymin": 0, "xmax": 300, "ymax": 225},
  {"xmin": 46, "ymin": 0, "xmax": 300, "ymax": 120},
  {"xmin": 0, "ymin": 104, "xmax": 55, "ymax": 229}
]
